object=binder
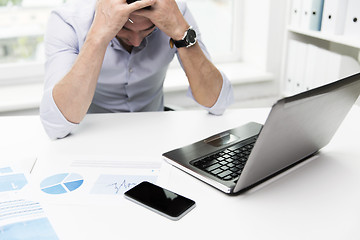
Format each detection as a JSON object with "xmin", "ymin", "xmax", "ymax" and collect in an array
[
  {"xmin": 290, "ymin": 0, "xmax": 303, "ymax": 28},
  {"xmin": 285, "ymin": 40, "xmax": 298, "ymax": 95},
  {"xmin": 293, "ymin": 41, "xmax": 308, "ymax": 94},
  {"xmin": 322, "ymin": 50, "xmax": 343, "ymax": 85},
  {"xmin": 336, "ymin": 54, "xmax": 360, "ymax": 80},
  {"xmin": 309, "ymin": 0, "xmax": 324, "ymax": 31},
  {"xmin": 321, "ymin": 0, "xmax": 348, "ymax": 35},
  {"xmin": 297, "ymin": 44, "xmax": 360, "ymax": 93},
  {"xmin": 344, "ymin": 0, "xmax": 360, "ymax": 39},
  {"xmin": 323, "ymin": 50, "xmax": 360, "ymax": 84},
  {"xmin": 285, "ymin": 40, "xmax": 308, "ymax": 95},
  {"xmin": 303, "ymin": 44, "xmax": 322, "ymax": 90},
  {"xmin": 300, "ymin": 0, "xmax": 312, "ymax": 30}
]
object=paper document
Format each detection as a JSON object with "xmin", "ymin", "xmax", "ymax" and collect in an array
[
  {"xmin": 0, "ymin": 163, "xmax": 59, "ymax": 240},
  {"xmin": 0, "ymin": 168, "xmax": 27, "ymax": 193},
  {"xmin": 28, "ymin": 155, "xmax": 170, "ymax": 205},
  {"xmin": 0, "ymin": 199, "xmax": 58, "ymax": 240}
]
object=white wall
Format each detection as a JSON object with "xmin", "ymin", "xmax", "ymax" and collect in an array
[
  {"xmin": 231, "ymin": 0, "xmax": 287, "ymax": 107},
  {"xmin": 242, "ymin": 0, "xmax": 270, "ymax": 71}
]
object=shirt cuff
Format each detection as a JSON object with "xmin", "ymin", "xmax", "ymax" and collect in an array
[
  {"xmin": 187, "ymin": 71, "xmax": 234, "ymax": 115},
  {"xmin": 40, "ymin": 88, "xmax": 78, "ymax": 139}
]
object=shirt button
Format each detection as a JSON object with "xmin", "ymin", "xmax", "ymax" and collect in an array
[{"xmin": 129, "ymin": 68, "xmax": 133, "ymax": 73}]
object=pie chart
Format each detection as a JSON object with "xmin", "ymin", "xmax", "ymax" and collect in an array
[{"xmin": 40, "ymin": 173, "xmax": 84, "ymax": 194}]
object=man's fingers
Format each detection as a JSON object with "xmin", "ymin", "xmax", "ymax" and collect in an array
[{"xmin": 131, "ymin": 8, "xmax": 151, "ymax": 18}]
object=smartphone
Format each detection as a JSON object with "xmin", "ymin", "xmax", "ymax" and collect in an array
[{"xmin": 124, "ymin": 181, "xmax": 196, "ymax": 221}]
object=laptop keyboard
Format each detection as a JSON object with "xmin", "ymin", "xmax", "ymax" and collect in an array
[{"xmin": 191, "ymin": 136, "xmax": 257, "ymax": 181}]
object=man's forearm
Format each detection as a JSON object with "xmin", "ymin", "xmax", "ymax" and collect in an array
[
  {"xmin": 178, "ymin": 43, "xmax": 223, "ymax": 108},
  {"xmin": 52, "ymin": 0, "xmax": 156, "ymax": 124},
  {"xmin": 131, "ymin": 0, "xmax": 223, "ymax": 108},
  {"xmin": 52, "ymin": 33, "xmax": 108, "ymax": 124}
]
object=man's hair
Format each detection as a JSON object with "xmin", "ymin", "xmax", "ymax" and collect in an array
[{"xmin": 126, "ymin": 0, "xmax": 151, "ymax": 10}]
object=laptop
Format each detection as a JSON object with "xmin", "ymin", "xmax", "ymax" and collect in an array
[{"xmin": 162, "ymin": 72, "xmax": 360, "ymax": 194}]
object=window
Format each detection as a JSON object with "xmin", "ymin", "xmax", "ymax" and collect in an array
[
  {"xmin": 0, "ymin": 0, "xmax": 244, "ymax": 114},
  {"xmin": 0, "ymin": 0, "xmax": 68, "ymax": 65},
  {"xmin": 183, "ymin": 0, "xmax": 242, "ymax": 63},
  {"xmin": 0, "ymin": 0, "xmax": 242, "ymax": 82},
  {"xmin": 0, "ymin": 0, "xmax": 70, "ymax": 86}
]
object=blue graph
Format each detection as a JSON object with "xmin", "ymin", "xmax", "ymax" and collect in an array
[
  {"xmin": 90, "ymin": 174, "xmax": 157, "ymax": 195},
  {"xmin": 40, "ymin": 173, "xmax": 84, "ymax": 194},
  {"xmin": 0, "ymin": 173, "xmax": 27, "ymax": 192}
]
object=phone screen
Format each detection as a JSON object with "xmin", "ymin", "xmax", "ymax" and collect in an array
[{"xmin": 124, "ymin": 181, "xmax": 196, "ymax": 220}]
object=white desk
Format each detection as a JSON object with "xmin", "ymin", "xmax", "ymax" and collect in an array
[{"xmin": 1, "ymin": 107, "xmax": 360, "ymax": 239}]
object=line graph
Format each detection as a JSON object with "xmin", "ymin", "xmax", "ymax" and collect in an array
[
  {"xmin": 108, "ymin": 180, "xmax": 138, "ymax": 194},
  {"xmin": 90, "ymin": 174, "xmax": 157, "ymax": 195}
]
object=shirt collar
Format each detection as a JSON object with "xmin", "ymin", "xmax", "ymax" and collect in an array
[{"xmin": 110, "ymin": 27, "xmax": 159, "ymax": 52}]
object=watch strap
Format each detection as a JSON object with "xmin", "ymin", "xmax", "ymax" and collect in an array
[
  {"xmin": 169, "ymin": 26, "xmax": 196, "ymax": 49},
  {"xmin": 173, "ymin": 39, "xmax": 188, "ymax": 48}
]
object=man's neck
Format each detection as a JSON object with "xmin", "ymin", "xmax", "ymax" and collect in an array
[{"xmin": 116, "ymin": 37, "xmax": 133, "ymax": 53}]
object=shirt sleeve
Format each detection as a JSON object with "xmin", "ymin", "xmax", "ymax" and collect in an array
[
  {"xmin": 40, "ymin": 88, "xmax": 78, "ymax": 139},
  {"xmin": 186, "ymin": 71, "xmax": 234, "ymax": 116},
  {"xmin": 39, "ymin": 9, "xmax": 80, "ymax": 139}
]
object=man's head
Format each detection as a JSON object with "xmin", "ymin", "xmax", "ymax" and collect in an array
[
  {"xmin": 117, "ymin": 0, "xmax": 155, "ymax": 49},
  {"xmin": 117, "ymin": 14, "xmax": 155, "ymax": 48}
]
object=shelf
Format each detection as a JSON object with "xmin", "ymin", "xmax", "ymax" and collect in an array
[
  {"xmin": 282, "ymin": 2, "xmax": 360, "ymax": 101},
  {"xmin": 288, "ymin": 26, "xmax": 360, "ymax": 49}
]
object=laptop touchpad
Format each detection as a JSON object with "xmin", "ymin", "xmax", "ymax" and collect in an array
[{"xmin": 204, "ymin": 133, "xmax": 239, "ymax": 147}]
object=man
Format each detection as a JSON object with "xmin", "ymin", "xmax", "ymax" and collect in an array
[{"xmin": 40, "ymin": 0, "xmax": 234, "ymax": 139}]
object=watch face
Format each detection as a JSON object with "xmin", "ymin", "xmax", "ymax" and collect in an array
[{"xmin": 186, "ymin": 29, "xmax": 197, "ymax": 44}]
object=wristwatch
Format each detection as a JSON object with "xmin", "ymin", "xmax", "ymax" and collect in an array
[{"xmin": 169, "ymin": 26, "xmax": 197, "ymax": 48}]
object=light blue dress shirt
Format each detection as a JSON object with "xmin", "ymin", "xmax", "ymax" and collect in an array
[{"xmin": 40, "ymin": 0, "xmax": 234, "ymax": 139}]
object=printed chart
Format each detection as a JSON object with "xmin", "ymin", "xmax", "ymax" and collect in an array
[
  {"xmin": 0, "ymin": 199, "xmax": 58, "ymax": 240},
  {"xmin": 0, "ymin": 172, "xmax": 27, "ymax": 192},
  {"xmin": 90, "ymin": 174, "xmax": 157, "ymax": 195},
  {"xmin": 40, "ymin": 173, "xmax": 84, "ymax": 195}
]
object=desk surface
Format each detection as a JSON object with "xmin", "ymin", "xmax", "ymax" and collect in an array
[{"xmin": 1, "ymin": 107, "xmax": 360, "ymax": 239}]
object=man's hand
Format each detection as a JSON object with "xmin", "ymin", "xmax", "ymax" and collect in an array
[
  {"xmin": 52, "ymin": 0, "xmax": 155, "ymax": 124},
  {"xmin": 132, "ymin": 0, "xmax": 189, "ymax": 41},
  {"xmin": 133, "ymin": 0, "xmax": 223, "ymax": 109},
  {"xmin": 91, "ymin": 0, "xmax": 156, "ymax": 44}
]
